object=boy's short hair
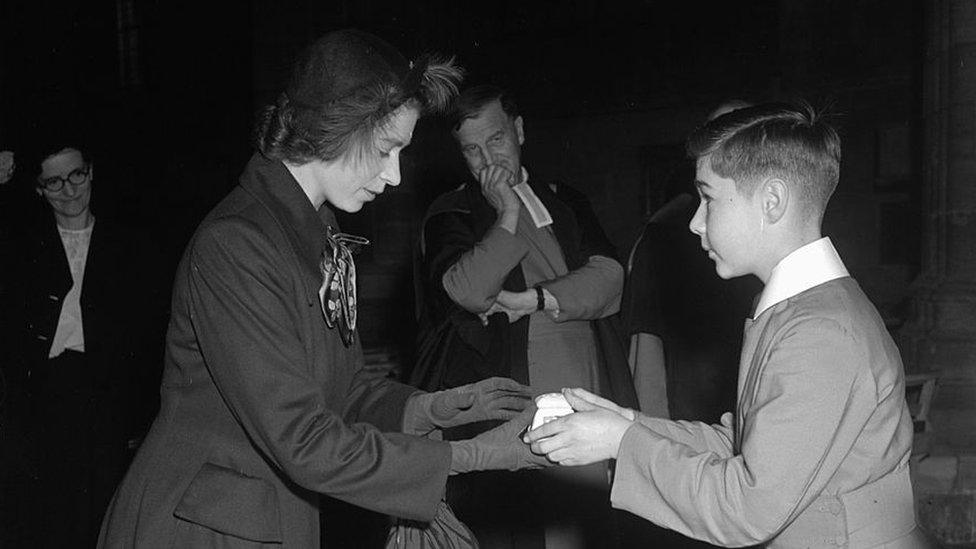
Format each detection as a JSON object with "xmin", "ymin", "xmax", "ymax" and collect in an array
[
  {"xmin": 686, "ymin": 102, "xmax": 841, "ymax": 218},
  {"xmin": 449, "ymin": 84, "xmax": 520, "ymax": 132}
]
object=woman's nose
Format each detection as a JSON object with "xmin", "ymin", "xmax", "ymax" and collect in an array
[{"xmin": 381, "ymin": 154, "xmax": 402, "ymax": 187}]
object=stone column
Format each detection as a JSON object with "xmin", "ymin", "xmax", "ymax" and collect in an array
[{"xmin": 902, "ymin": 0, "xmax": 976, "ymax": 454}]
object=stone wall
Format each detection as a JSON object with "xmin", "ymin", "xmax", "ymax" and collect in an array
[{"xmin": 901, "ymin": 0, "xmax": 976, "ymax": 457}]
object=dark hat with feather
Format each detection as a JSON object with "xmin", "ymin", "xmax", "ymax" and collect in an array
[
  {"xmin": 286, "ymin": 29, "xmax": 460, "ymax": 115},
  {"xmin": 255, "ymin": 29, "xmax": 461, "ymax": 165}
]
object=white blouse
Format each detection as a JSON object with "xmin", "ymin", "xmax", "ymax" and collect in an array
[{"xmin": 49, "ymin": 221, "xmax": 93, "ymax": 358}]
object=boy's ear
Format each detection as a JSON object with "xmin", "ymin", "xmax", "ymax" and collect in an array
[{"xmin": 760, "ymin": 177, "xmax": 789, "ymax": 224}]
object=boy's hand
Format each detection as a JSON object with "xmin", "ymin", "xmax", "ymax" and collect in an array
[
  {"xmin": 563, "ymin": 388, "xmax": 637, "ymax": 421},
  {"xmin": 523, "ymin": 388, "xmax": 634, "ymax": 466}
]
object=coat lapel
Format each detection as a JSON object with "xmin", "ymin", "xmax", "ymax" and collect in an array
[
  {"xmin": 239, "ymin": 154, "xmax": 331, "ymax": 308},
  {"xmin": 36, "ymin": 209, "xmax": 73, "ymax": 299},
  {"xmin": 531, "ymin": 181, "xmax": 583, "ymax": 271}
]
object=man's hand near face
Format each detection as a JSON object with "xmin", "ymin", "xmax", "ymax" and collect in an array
[{"xmin": 479, "ymin": 165, "xmax": 520, "ymax": 233}]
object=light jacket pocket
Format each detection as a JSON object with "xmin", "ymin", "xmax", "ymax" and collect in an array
[{"xmin": 174, "ymin": 462, "xmax": 283, "ymax": 543}]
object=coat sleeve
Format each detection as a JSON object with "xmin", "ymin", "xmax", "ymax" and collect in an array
[
  {"xmin": 610, "ymin": 316, "xmax": 878, "ymax": 546},
  {"xmin": 438, "ymin": 222, "xmax": 530, "ymax": 313},
  {"xmin": 632, "ymin": 413, "xmax": 734, "ymax": 455},
  {"xmin": 187, "ymin": 221, "xmax": 450, "ymax": 522},
  {"xmin": 540, "ymin": 183, "xmax": 623, "ymax": 321},
  {"xmin": 341, "ymin": 347, "xmax": 418, "ymax": 432},
  {"xmin": 539, "ymin": 255, "xmax": 623, "ymax": 320}
]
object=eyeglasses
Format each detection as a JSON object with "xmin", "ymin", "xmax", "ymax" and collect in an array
[
  {"xmin": 37, "ymin": 165, "xmax": 90, "ymax": 192},
  {"xmin": 319, "ymin": 228, "xmax": 370, "ymax": 346}
]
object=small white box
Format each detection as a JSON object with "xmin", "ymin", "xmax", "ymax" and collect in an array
[{"xmin": 531, "ymin": 392, "xmax": 575, "ymax": 430}]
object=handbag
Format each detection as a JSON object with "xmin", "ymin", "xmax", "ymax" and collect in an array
[{"xmin": 385, "ymin": 499, "xmax": 479, "ymax": 549}]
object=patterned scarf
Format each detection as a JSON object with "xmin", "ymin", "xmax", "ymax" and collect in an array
[{"xmin": 319, "ymin": 227, "xmax": 370, "ymax": 346}]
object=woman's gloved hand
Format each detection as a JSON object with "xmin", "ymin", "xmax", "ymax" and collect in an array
[
  {"xmin": 403, "ymin": 377, "xmax": 533, "ymax": 435},
  {"xmin": 448, "ymin": 405, "xmax": 552, "ymax": 474}
]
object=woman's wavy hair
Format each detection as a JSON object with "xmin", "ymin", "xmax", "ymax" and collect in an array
[{"xmin": 255, "ymin": 54, "xmax": 463, "ymax": 166}]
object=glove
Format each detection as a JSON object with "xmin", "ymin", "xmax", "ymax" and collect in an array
[
  {"xmin": 448, "ymin": 405, "xmax": 552, "ymax": 474},
  {"xmin": 404, "ymin": 377, "xmax": 532, "ymax": 435}
]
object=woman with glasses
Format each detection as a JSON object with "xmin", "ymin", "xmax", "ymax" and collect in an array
[
  {"xmin": 35, "ymin": 151, "xmax": 93, "ymax": 227},
  {"xmin": 0, "ymin": 137, "xmax": 165, "ymax": 547},
  {"xmin": 98, "ymin": 30, "xmax": 548, "ymax": 549}
]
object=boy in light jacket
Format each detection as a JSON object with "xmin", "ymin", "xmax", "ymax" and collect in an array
[{"xmin": 526, "ymin": 102, "xmax": 928, "ymax": 548}]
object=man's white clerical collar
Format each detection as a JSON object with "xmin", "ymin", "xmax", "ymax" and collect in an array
[{"xmin": 511, "ymin": 168, "xmax": 553, "ymax": 228}]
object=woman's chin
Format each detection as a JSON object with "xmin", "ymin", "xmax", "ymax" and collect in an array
[{"xmin": 332, "ymin": 200, "xmax": 365, "ymax": 214}]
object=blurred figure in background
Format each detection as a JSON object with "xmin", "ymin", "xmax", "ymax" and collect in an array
[
  {"xmin": 622, "ymin": 99, "xmax": 760, "ymax": 425},
  {"xmin": 0, "ymin": 132, "xmax": 165, "ymax": 547}
]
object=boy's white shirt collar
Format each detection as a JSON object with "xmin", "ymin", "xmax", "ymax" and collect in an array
[
  {"xmin": 752, "ymin": 237, "xmax": 849, "ymax": 318},
  {"xmin": 511, "ymin": 168, "xmax": 553, "ymax": 228}
]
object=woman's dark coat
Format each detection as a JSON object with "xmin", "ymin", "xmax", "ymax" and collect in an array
[{"xmin": 98, "ymin": 154, "xmax": 450, "ymax": 548}]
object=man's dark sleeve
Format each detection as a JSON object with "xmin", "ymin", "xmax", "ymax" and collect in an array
[{"xmin": 422, "ymin": 209, "xmax": 481, "ymax": 320}]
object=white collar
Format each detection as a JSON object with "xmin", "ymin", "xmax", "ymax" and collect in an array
[
  {"xmin": 511, "ymin": 168, "xmax": 553, "ymax": 228},
  {"xmin": 753, "ymin": 237, "xmax": 849, "ymax": 318}
]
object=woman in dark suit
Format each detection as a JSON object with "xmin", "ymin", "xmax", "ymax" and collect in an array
[
  {"xmin": 98, "ymin": 30, "xmax": 544, "ymax": 548},
  {"xmin": 0, "ymin": 137, "xmax": 165, "ymax": 547}
]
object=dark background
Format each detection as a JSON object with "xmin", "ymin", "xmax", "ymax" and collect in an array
[{"xmin": 0, "ymin": 0, "xmax": 923, "ymax": 358}]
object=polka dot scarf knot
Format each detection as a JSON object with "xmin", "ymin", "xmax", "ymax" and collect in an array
[{"xmin": 319, "ymin": 227, "xmax": 370, "ymax": 346}]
